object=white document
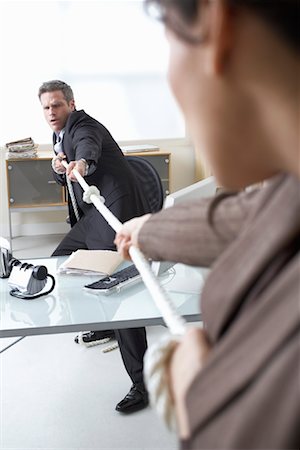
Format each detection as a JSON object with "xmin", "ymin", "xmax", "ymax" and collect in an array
[{"xmin": 58, "ymin": 250, "xmax": 123, "ymax": 276}]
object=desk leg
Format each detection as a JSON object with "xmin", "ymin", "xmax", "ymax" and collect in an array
[{"xmin": 8, "ymin": 208, "xmax": 13, "ymax": 251}]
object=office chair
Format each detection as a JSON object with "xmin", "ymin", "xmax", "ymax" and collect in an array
[{"xmin": 126, "ymin": 156, "xmax": 164, "ymax": 213}]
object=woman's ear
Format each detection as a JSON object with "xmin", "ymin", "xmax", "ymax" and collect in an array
[{"xmin": 204, "ymin": 0, "xmax": 235, "ymax": 75}]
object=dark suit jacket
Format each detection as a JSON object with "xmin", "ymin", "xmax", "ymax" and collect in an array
[
  {"xmin": 52, "ymin": 110, "xmax": 148, "ymax": 227},
  {"xmin": 139, "ymin": 173, "xmax": 300, "ymax": 449}
]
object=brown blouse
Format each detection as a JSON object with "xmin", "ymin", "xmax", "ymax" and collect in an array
[{"xmin": 139, "ymin": 173, "xmax": 300, "ymax": 449}]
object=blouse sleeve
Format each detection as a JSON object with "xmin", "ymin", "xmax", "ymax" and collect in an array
[{"xmin": 138, "ymin": 188, "xmax": 261, "ymax": 267}]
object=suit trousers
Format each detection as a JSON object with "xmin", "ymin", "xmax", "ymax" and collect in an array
[{"xmin": 52, "ymin": 202, "xmax": 148, "ymax": 386}]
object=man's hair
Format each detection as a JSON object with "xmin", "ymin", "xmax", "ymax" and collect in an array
[{"xmin": 38, "ymin": 80, "xmax": 74, "ymax": 102}]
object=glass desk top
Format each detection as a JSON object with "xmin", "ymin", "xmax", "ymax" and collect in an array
[{"xmin": 0, "ymin": 257, "xmax": 208, "ymax": 338}]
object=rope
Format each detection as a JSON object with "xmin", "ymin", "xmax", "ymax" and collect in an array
[
  {"xmin": 83, "ymin": 185, "xmax": 105, "ymax": 204},
  {"xmin": 144, "ymin": 334, "xmax": 180, "ymax": 430},
  {"xmin": 66, "ymin": 176, "xmax": 80, "ymax": 222},
  {"xmin": 53, "ymin": 133, "xmax": 80, "ymax": 223},
  {"xmin": 61, "ymin": 160, "xmax": 186, "ymax": 431},
  {"xmin": 61, "ymin": 160, "xmax": 186, "ymax": 336}
]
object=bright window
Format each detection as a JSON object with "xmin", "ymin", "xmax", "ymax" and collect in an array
[{"xmin": 0, "ymin": 0, "xmax": 185, "ymax": 144}]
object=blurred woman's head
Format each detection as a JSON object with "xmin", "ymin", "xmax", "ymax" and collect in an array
[{"xmin": 146, "ymin": 0, "xmax": 299, "ymax": 189}]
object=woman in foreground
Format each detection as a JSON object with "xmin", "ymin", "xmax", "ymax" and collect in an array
[{"xmin": 115, "ymin": 1, "xmax": 300, "ymax": 448}]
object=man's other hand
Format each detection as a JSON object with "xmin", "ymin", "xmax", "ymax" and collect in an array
[
  {"xmin": 67, "ymin": 159, "xmax": 88, "ymax": 181},
  {"xmin": 52, "ymin": 153, "xmax": 66, "ymax": 174}
]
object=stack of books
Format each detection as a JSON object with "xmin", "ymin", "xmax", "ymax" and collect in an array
[{"xmin": 6, "ymin": 137, "xmax": 38, "ymax": 159}]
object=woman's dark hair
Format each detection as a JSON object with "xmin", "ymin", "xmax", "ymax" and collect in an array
[{"xmin": 145, "ymin": 0, "xmax": 299, "ymax": 52}]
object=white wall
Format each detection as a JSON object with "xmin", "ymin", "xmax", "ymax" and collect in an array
[
  {"xmin": 0, "ymin": 1, "xmax": 184, "ymax": 145},
  {"xmin": 0, "ymin": 138, "xmax": 197, "ymax": 239}
]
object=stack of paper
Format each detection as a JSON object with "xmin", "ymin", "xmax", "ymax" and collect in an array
[
  {"xmin": 121, "ymin": 144, "xmax": 159, "ymax": 153},
  {"xmin": 6, "ymin": 137, "xmax": 38, "ymax": 159},
  {"xmin": 57, "ymin": 249, "xmax": 123, "ymax": 276}
]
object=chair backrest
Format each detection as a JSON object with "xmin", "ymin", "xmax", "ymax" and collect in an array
[{"xmin": 126, "ymin": 156, "xmax": 164, "ymax": 213}]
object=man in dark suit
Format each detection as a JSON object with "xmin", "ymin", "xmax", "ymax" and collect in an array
[{"xmin": 38, "ymin": 80, "xmax": 149, "ymax": 413}]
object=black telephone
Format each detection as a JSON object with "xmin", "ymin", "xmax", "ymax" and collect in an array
[
  {"xmin": 1, "ymin": 237, "xmax": 55, "ymax": 299},
  {"xmin": 8, "ymin": 258, "xmax": 55, "ymax": 300}
]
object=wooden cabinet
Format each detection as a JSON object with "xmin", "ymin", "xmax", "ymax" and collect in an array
[
  {"xmin": 5, "ymin": 150, "xmax": 171, "ymax": 241},
  {"xmin": 6, "ymin": 158, "xmax": 66, "ymax": 208}
]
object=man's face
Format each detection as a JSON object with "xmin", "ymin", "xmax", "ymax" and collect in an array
[{"xmin": 40, "ymin": 90, "xmax": 75, "ymax": 132}]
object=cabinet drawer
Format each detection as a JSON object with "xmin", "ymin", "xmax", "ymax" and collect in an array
[{"xmin": 6, "ymin": 160, "xmax": 65, "ymax": 208}]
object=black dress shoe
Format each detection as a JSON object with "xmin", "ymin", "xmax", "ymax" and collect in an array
[
  {"xmin": 74, "ymin": 330, "xmax": 115, "ymax": 347},
  {"xmin": 115, "ymin": 383, "xmax": 149, "ymax": 414}
]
